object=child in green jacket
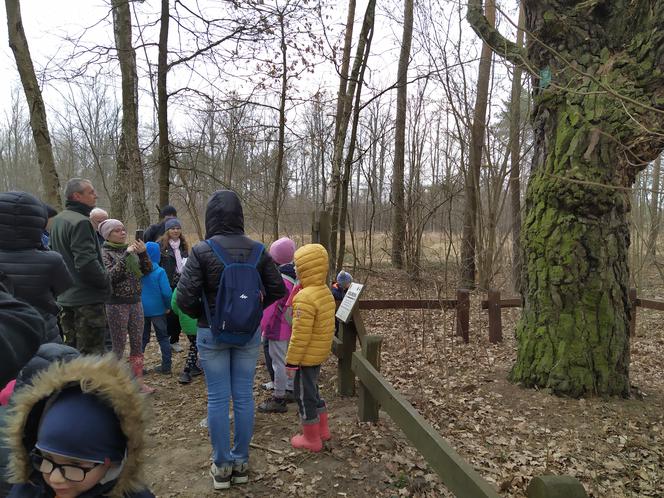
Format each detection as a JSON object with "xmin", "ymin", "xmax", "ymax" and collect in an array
[{"xmin": 171, "ymin": 288, "xmax": 201, "ymax": 384}]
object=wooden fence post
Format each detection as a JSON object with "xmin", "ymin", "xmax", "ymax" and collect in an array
[
  {"xmin": 487, "ymin": 289, "xmax": 503, "ymax": 343},
  {"xmin": 358, "ymin": 335, "xmax": 382, "ymax": 422},
  {"xmin": 629, "ymin": 288, "xmax": 637, "ymax": 337},
  {"xmin": 526, "ymin": 476, "xmax": 588, "ymax": 498},
  {"xmin": 456, "ymin": 289, "xmax": 470, "ymax": 344},
  {"xmin": 337, "ymin": 320, "xmax": 357, "ymax": 396}
]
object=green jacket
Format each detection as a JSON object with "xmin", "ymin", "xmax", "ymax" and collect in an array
[
  {"xmin": 171, "ymin": 289, "xmax": 197, "ymax": 335},
  {"xmin": 49, "ymin": 202, "xmax": 110, "ymax": 306}
]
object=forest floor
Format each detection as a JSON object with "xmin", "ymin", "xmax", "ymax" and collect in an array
[{"xmin": 142, "ymin": 266, "xmax": 664, "ymax": 498}]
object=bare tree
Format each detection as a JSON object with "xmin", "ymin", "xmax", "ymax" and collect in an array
[
  {"xmin": 111, "ymin": 0, "xmax": 150, "ymax": 226},
  {"xmin": 460, "ymin": 0, "xmax": 495, "ymax": 288},
  {"xmin": 5, "ymin": 0, "xmax": 62, "ymax": 206},
  {"xmin": 391, "ymin": 0, "xmax": 414, "ymax": 269}
]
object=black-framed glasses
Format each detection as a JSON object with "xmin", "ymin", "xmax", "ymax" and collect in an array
[{"xmin": 30, "ymin": 451, "xmax": 101, "ymax": 482}]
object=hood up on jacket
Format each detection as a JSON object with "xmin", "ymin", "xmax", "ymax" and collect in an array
[
  {"xmin": 205, "ymin": 190, "xmax": 244, "ymax": 238},
  {"xmin": 294, "ymin": 244, "xmax": 328, "ymax": 288},
  {"xmin": 0, "ymin": 192, "xmax": 48, "ymax": 251},
  {"xmin": 145, "ymin": 241, "xmax": 161, "ymax": 267},
  {"xmin": 4, "ymin": 354, "xmax": 150, "ymax": 497}
]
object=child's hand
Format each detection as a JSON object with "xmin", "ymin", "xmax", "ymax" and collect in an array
[{"xmin": 286, "ymin": 366, "xmax": 298, "ymax": 379}]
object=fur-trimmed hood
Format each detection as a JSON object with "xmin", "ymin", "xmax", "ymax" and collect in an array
[{"xmin": 3, "ymin": 355, "xmax": 151, "ymax": 497}]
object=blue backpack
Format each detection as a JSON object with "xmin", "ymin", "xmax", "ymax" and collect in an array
[{"xmin": 202, "ymin": 239, "xmax": 265, "ymax": 345}]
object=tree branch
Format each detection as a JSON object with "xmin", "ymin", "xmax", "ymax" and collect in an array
[{"xmin": 466, "ymin": 0, "xmax": 529, "ymax": 67}]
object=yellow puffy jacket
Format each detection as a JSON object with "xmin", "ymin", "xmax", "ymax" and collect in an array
[{"xmin": 286, "ymin": 244, "xmax": 335, "ymax": 366}]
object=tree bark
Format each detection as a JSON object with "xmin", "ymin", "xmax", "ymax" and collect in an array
[
  {"xmin": 329, "ymin": 0, "xmax": 363, "ymax": 266},
  {"xmin": 272, "ymin": 11, "xmax": 288, "ymax": 241},
  {"xmin": 460, "ymin": 0, "xmax": 494, "ymax": 288},
  {"xmin": 509, "ymin": 4, "xmax": 525, "ymax": 294},
  {"xmin": 391, "ymin": 0, "xmax": 414, "ymax": 269},
  {"xmin": 468, "ymin": 0, "xmax": 664, "ymax": 397},
  {"xmin": 157, "ymin": 0, "xmax": 171, "ymax": 208},
  {"xmin": 112, "ymin": 0, "xmax": 150, "ymax": 227},
  {"xmin": 336, "ymin": 18, "xmax": 373, "ymax": 272},
  {"xmin": 646, "ymin": 155, "xmax": 661, "ymax": 259},
  {"xmin": 5, "ymin": 0, "xmax": 61, "ymax": 207}
]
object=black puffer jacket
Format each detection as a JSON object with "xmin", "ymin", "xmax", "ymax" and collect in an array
[
  {"xmin": 0, "ymin": 192, "xmax": 73, "ymax": 342},
  {"xmin": 176, "ymin": 190, "xmax": 286, "ymax": 327}
]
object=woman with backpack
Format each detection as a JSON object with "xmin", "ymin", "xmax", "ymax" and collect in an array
[{"xmin": 176, "ymin": 190, "xmax": 285, "ymax": 491}]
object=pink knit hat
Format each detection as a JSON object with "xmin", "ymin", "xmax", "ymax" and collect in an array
[
  {"xmin": 98, "ymin": 219, "xmax": 125, "ymax": 240},
  {"xmin": 269, "ymin": 237, "xmax": 296, "ymax": 265}
]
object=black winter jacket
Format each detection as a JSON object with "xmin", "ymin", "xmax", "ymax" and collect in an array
[
  {"xmin": 0, "ymin": 276, "xmax": 44, "ymax": 387},
  {"xmin": 0, "ymin": 192, "xmax": 73, "ymax": 341},
  {"xmin": 176, "ymin": 190, "xmax": 286, "ymax": 327},
  {"xmin": 160, "ymin": 241, "xmax": 188, "ymax": 288}
]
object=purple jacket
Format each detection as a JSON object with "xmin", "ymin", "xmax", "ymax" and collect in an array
[{"xmin": 261, "ymin": 271, "xmax": 296, "ymax": 341}]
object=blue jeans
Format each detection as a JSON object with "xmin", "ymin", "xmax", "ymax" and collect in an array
[
  {"xmin": 142, "ymin": 315, "xmax": 171, "ymax": 370},
  {"xmin": 197, "ymin": 327, "xmax": 260, "ymax": 467}
]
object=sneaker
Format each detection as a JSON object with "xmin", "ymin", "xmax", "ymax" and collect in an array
[
  {"xmin": 151, "ymin": 365, "xmax": 171, "ymax": 375},
  {"xmin": 284, "ymin": 390, "xmax": 296, "ymax": 403},
  {"xmin": 190, "ymin": 364, "xmax": 203, "ymax": 377},
  {"xmin": 178, "ymin": 371, "xmax": 192, "ymax": 384},
  {"xmin": 262, "ymin": 381, "xmax": 274, "ymax": 391},
  {"xmin": 171, "ymin": 343, "xmax": 183, "ymax": 353},
  {"xmin": 257, "ymin": 397, "xmax": 287, "ymax": 413},
  {"xmin": 231, "ymin": 462, "xmax": 249, "ymax": 485},
  {"xmin": 210, "ymin": 463, "xmax": 232, "ymax": 490}
]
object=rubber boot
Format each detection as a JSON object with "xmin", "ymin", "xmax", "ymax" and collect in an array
[
  {"xmin": 129, "ymin": 355, "xmax": 155, "ymax": 394},
  {"xmin": 319, "ymin": 411, "xmax": 331, "ymax": 442},
  {"xmin": 291, "ymin": 422, "xmax": 322, "ymax": 452}
]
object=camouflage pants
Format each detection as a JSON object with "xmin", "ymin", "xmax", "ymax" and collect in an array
[{"xmin": 60, "ymin": 304, "xmax": 108, "ymax": 355}]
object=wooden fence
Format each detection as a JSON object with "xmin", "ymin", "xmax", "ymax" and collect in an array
[
  {"xmin": 480, "ymin": 288, "xmax": 664, "ymax": 341},
  {"xmin": 333, "ymin": 301, "xmax": 588, "ymax": 498}
]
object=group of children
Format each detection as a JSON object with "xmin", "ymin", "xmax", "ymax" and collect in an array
[
  {"xmin": 1, "ymin": 228, "xmax": 353, "ymax": 497},
  {"xmin": 96, "ymin": 217, "xmax": 201, "ymax": 393}
]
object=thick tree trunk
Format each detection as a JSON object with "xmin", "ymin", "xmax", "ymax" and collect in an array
[
  {"xmin": 511, "ymin": 102, "xmax": 632, "ymax": 397},
  {"xmin": 112, "ymin": 0, "xmax": 150, "ymax": 227},
  {"xmin": 391, "ymin": 0, "xmax": 413, "ymax": 269},
  {"xmin": 460, "ymin": 0, "xmax": 494, "ymax": 288},
  {"xmin": 157, "ymin": 0, "xmax": 171, "ymax": 208},
  {"xmin": 509, "ymin": 4, "xmax": 525, "ymax": 294},
  {"xmin": 468, "ymin": 0, "xmax": 664, "ymax": 396},
  {"xmin": 5, "ymin": 0, "xmax": 61, "ymax": 207}
]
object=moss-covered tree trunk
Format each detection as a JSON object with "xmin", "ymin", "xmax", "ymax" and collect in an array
[{"xmin": 468, "ymin": 0, "xmax": 664, "ymax": 397}]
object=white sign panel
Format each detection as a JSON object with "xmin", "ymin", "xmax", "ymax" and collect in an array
[{"xmin": 335, "ymin": 283, "xmax": 364, "ymax": 323}]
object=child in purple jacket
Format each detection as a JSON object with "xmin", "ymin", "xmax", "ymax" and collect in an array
[{"xmin": 258, "ymin": 237, "xmax": 297, "ymax": 413}]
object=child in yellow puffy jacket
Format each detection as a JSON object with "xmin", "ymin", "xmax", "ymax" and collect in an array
[{"xmin": 285, "ymin": 244, "xmax": 335, "ymax": 452}]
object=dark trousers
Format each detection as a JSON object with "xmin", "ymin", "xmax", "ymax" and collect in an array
[
  {"xmin": 167, "ymin": 311, "xmax": 181, "ymax": 344},
  {"xmin": 263, "ymin": 338, "xmax": 274, "ymax": 382},
  {"xmin": 183, "ymin": 334, "xmax": 199, "ymax": 372},
  {"xmin": 294, "ymin": 365, "xmax": 326, "ymax": 423},
  {"xmin": 142, "ymin": 315, "xmax": 172, "ymax": 370}
]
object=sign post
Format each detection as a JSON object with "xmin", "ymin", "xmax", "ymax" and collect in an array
[{"xmin": 335, "ymin": 283, "xmax": 364, "ymax": 323}]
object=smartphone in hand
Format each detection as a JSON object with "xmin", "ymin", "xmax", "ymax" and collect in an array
[{"xmin": 135, "ymin": 229, "xmax": 144, "ymax": 241}]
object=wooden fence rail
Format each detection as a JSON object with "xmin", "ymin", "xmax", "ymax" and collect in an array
[
  {"xmin": 480, "ymin": 288, "xmax": 664, "ymax": 341},
  {"xmin": 333, "ymin": 305, "xmax": 588, "ymax": 498}
]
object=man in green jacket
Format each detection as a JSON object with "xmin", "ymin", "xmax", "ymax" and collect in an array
[{"xmin": 50, "ymin": 178, "xmax": 110, "ymax": 354}]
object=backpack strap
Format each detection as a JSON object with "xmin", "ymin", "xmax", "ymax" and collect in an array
[
  {"xmin": 206, "ymin": 239, "xmax": 263, "ymax": 267},
  {"xmin": 247, "ymin": 242, "xmax": 264, "ymax": 267},
  {"xmin": 205, "ymin": 239, "xmax": 230, "ymax": 266}
]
